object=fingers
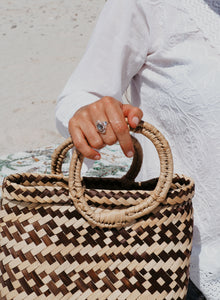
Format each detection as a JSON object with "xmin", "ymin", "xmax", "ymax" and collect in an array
[
  {"xmin": 69, "ymin": 107, "xmax": 103, "ymax": 160},
  {"xmin": 69, "ymin": 120, "xmax": 101, "ymax": 160},
  {"xmin": 122, "ymin": 104, "xmax": 143, "ymax": 128},
  {"xmin": 89, "ymin": 102, "xmax": 118, "ymax": 147},
  {"xmin": 101, "ymin": 99, "xmax": 134, "ymax": 157},
  {"xmin": 68, "ymin": 96, "xmax": 143, "ymax": 160},
  {"xmin": 110, "ymin": 119, "xmax": 134, "ymax": 157}
]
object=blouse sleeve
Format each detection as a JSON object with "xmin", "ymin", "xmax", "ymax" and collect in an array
[{"xmin": 56, "ymin": 0, "xmax": 150, "ymax": 137}]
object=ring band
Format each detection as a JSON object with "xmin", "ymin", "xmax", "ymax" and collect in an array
[{"xmin": 96, "ymin": 120, "xmax": 108, "ymax": 134}]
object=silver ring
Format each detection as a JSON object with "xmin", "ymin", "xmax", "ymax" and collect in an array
[{"xmin": 95, "ymin": 120, "xmax": 108, "ymax": 134}]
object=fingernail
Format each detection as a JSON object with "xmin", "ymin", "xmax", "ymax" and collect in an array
[
  {"xmin": 127, "ymin": 151, "xmax": 134, "ymax": 158},
  {"xmin": 94, "ymin": 155, "xmax": 100, "ymax": 160},
  {"xmin": 132, "ymin": 117, "xmax": 139, "ymax": 126}
]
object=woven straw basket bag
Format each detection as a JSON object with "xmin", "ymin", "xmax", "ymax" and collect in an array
[{"xmin": 0, "ymin": 121, "xmax": 194, "ymax": 300}]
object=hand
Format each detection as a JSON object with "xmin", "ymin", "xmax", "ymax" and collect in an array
[{"xmin": 68, "ymin": 96, "xmax": 143, "ymax": 160}]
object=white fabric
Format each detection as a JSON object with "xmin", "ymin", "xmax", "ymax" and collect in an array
[{"xmin": 56, "ymin": 1, "xmax": 220, "ymax": 299}]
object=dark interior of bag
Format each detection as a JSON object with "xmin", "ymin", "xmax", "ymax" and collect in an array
[{"xmin": 83, "ymin": 176, "xmax": 158, "ymax": 191}]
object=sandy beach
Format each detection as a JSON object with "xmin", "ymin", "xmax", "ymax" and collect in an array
[{"xmin": 0, "ymin": 0, "xmax": 105, "ymax": 155}]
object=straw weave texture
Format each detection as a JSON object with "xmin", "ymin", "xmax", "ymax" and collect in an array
[
  {"xmin": 0, "ymin": 121, "xmax": 194, "ymax": 299},
  {"xmin": 0, "ymin": 194, "xmax": 193, "ymax": 300}
]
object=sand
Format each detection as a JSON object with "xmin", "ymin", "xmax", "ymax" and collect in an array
[{"xmin": 0, "ymin": 0, "xmax": 106, "ymax": 155}]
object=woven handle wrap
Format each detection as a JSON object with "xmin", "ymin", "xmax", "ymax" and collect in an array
[
  {"xmin": 51, "ymin": 135, "xmax": 143, "ymax": 181},
  {"xmin": 68, "ymin": 121, "xmax": 174, "ymax": 228}
]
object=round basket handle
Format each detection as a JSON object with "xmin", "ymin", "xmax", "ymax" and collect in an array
[
  {"xmin": 51, "ymin": 137, "xmax": 74, "ymax": 174},
  {"xmin": 68, "ymin": 121, "xmax": 173, "ymax": 228},
  {"xmin": 51, "ymin": 136, "xmax": 143, "ymax": 182}
]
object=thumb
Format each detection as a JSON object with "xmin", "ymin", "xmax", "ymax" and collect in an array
[{"xmin": 122, "ymin": 104, "xmax": 143, "ymax": 128}]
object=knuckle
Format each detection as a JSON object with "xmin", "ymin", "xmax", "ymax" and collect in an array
[
  {"xmin": 133, "ymin": 107, "xmax": 141, "ymax": 114},
  {"xmin": 102, "ymin": 96, "xmax": 115, "ymax": 105},
  {"xmin": 132, "ymin": 107, "xmax": 142, "ymax": 117},
  {"xmin": 113, "ymin": 122, "xmax": 129, "ymax": 135},
  {"xmin": 74, "ymin": 106, "xmax": 90, "ymax": 119},
  {"xmin": 106, "ymin": 136, "xmax": 117, "ymax": 146},
  {"xmin": 79, "ymin": 109, "xmax": 90, "ymax": 119},
  {"xmin": 73, "ymin": 138, "xmax": 83, "ymax": 150},
  {"xmin": 68, "ymin": 117, "xmax": 77, "ymax": 133},
  {"xmin": 91, "ymin": 139, "xmax": 103, "ymax": 149},
  {"xmin": 89, "ymin": 102, "xmax": 99, "ymax": 112},
  {"xmin": 69, "ymin": 109, "xmax": 89, "ymax": 127}
]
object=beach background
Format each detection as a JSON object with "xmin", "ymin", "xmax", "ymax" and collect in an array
[{"xmin": 0, "ymin": 0, "xmax": 106, "ymax": 155}]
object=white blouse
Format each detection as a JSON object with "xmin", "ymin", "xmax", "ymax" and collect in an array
[{"xmin": 56, "ymin": 1, "xmax": 220, "ymax": 298}]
